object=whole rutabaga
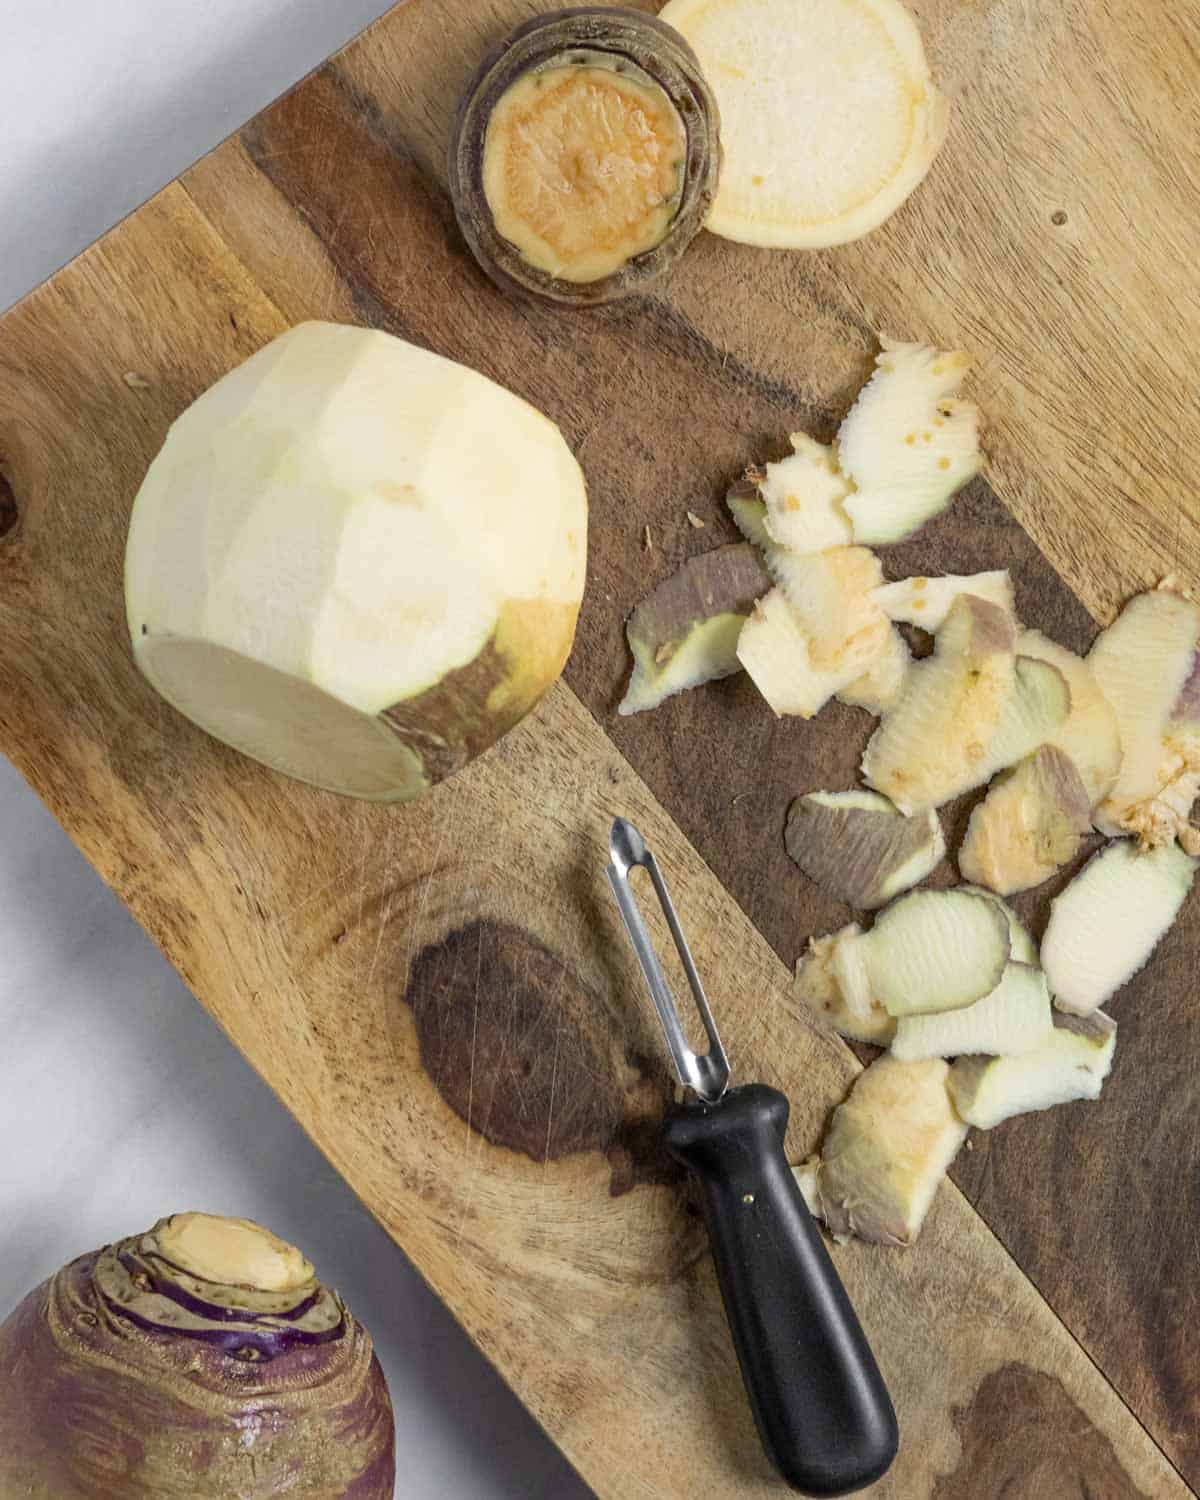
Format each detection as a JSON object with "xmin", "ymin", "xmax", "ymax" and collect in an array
[{"xmin": 0, "ymin": 1213, "xmax": 395, "ymax": 1498}]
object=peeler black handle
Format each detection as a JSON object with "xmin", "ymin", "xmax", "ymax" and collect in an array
[{"xmin": 664, "ymin": 1083, "xmax": 897, "ymax": 1496}]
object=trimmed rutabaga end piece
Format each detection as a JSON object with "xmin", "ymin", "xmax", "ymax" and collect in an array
[
  {"xmin": 786, "ymin": 789, "xmax": 944, "ymax": 909},
  {"xmin": 738, "ymin": 587, "xmax": 880, "ymax": 717},
  {"xmin": 870, "ymin": 570, "xmax": 1013, "ymax": 632},
  {"xmin": 656, "ymin": 0, "xmax": 947, "ymax": 250},
  {"xmin": 757, "ymin": 435, "xmax": 853, "ymax": 554},
  {"xmin": 155, "ymin": 1212, "xmax": 314, "ymax": 1293},
  {"xmin": 948, "ymin": 1010, "xmax": 1116, "ymax": 1129},
  {"xmin": 619, "ymin": 543, "xmax": 771, "ymax": 714},
  {"xmin": 959, "ymin": 885, "xmax": 1038, "ymax": 963},
  {"xmin": 795, "ymin": 924, "xmax": 897, "ymax": 1044},
  {"xmin": 838, "ymin": 625, "xmax": 911, "ymax": 714},
  {"xmin": 1042, "ymin": 838, "xmax": 1196, "ymax": 1013},
  {"xmin": 765, "ymin": 545, "xmax": 889, "ymax": 671},
  {"xmin": 958, "ymin": 744, "xmax": 1093, "ymax": 895},
  {"xmin": 1089, "ymin": 583, "xmax": 1200, "ymax": 848},
  {"xmin": 1017, "ymin": 629, "xmax": 1122, "ymax": 806},
  {"xmin": 0, "ymin": 1215, "xmax": 395, "ymax": 1499},
  {"xmin": 865, "ymin": 887, "xmax": 1011, "ymax": 1017},
  {"xmin": 891, "ymin": 961, "xmax": 1053, "ymax": 1061},
  {"xmin": 983, "ymin": 655, "xmax": 1072, "ymax": 775},
  {"xmin": 726, "ymin": 481, "xmax": 774, "ymax": 550},
  {"xmin": 838, "ymin": 339, "xmax": 982, "ymax": 545},
  {"xmin": 806, "ymin": 1056, "xmax": 967, "ymax": 1246},
  {"xmin": 124, "ymin": 321, "xmax": 587, "ymax": 802},
  {"xmin": 862, "ymin": 593, "xmax": 1017, "ymax": 813}
]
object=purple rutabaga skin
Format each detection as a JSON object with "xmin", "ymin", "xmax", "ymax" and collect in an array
[
  {"xmin": 0, "ymin": 1239, "xmax": 395, "ymax": 1498},
  {"xmin": 1172, "ymin": 647, "xmax": 1200, "ymax": 727}
]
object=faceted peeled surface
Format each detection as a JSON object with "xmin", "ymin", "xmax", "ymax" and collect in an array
[
  {"xmin": 138, "ymin": 636, "xmax": 427, "ymax": 801},
  {"xmin": 483, "ymin": 64, "xmax": 687, "ymax": 283}
]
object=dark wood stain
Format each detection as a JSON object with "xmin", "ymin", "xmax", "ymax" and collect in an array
[
  {"xmin": 238, "ymin": 63, "xmax": 1200, "ymax": 1481},
  {"xmin": 401, "ymin": 919, "xmax": 680, "ymax": 1194},
  {"xmin": 0, "ymin": 470, "xmax": 17, "ymax": 540},
  {"xmin": 933, "ymin": 1364, "xmax": 1151, "ymax": 1500}
]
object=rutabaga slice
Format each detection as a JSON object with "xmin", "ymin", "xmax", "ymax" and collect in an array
[
  {"xmin": 656, "ymin": 0, "xmax": 948, "ymax": 251},
  {"xmin": 794, "ymin": 925, "xmax": 896, "ymax": 1045},
  {"xmin": 618, "ymin": 544, "xmax": 771, "ymax": 714},
  {"xmin": 737, "ymin": 588, "xmax": 885, "ymax": 717},
  {"xmin": 1089, "ymin": 583, "xmax": 1200, "ymax": 848},
  {"xmin": 837, "ymin": 339, "xmax": 982, "ymax": 545},
  {"xmin": 981, "ymin": 655, "xmax": 1071, "ymax": 775},
  {"xmin": 725, "ymin": 482, "xmax": 773, "ymax": 551},
  {"xmin": 755, "ymin": 435, "xmax": 853, "ymax": 554},
  {"xmin": 804, "ymin": 1056, "xmax": 967, "ymax": 1246},
  {"xmin": 890, "ymin": 962, "xmax": 1053, "ymax": 1061},
  {"xmin": 864, "ymin": 887, "xmax": 1011, "ymax": 1017},
  {"xmin": 1017, "ymin": 629, "xmax": 1122, "ymax": 806},
  {"xmin": 837, "ymin": 626, "xmax": 911, "ymax": 715},
  {"xmin": 765, "ymin": 546, "xmax": 890, "ymax": 672},
  {"xmin": 959, "ymin": 886, "xmax": 1038, "ymax": 964},
  {"xmin": 862, "ymin": 593, "xmax": 1017, "ymax": 813},
  {"xmin": 870, "ymin": 571, "xmax": 1013, "ymax": 631},
  {"xmin": 785, "ymin": 790, "xmax": 944, "ymax": 909},
  {"xmin": 958, "ymin": 744, "xmax": 1093, "ymax": 896},
  {"xmin": 948, "ymin": 1010, "xmax": 1116, "ymax": 1129},
  {"xmin": 1042, "ymin": 838, "xmax": 1196, "ymax": 1013}
]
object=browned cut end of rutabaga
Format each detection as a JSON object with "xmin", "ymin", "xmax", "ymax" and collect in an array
[
  {"xmin": 793, "ymin": 923, "xmax": 897, "ymax": 1044},
  {"xmin": 861, "ymin": 593, "xmax": 1017, "ymax": 813},
  {"xmin": 806, "ymin": 1055, "xmax": 967, "ymax": 1246},
  {"xmin": 959, "ymin": 744, "xmax": 1093, "ymax": 895},
  {"xmin": 786, "ymin": 789, "xmax": 944, "ymax": 908},
  {"xmin": 619, "ymin": 543, "xmax": 771, "ymax": 714},
  {"xmin": 1088, "ymin": 582, "xmax": 1200, "ymax": 847}
]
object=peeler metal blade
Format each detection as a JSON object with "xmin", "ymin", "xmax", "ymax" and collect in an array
[{"xmin": 606, "ymin": 818, "xmax": 731, "ymax": 1104}]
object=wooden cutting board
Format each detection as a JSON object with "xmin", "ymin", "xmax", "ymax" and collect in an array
[{"xmin": 2, "ymin": 0, "xmax": 1198, "ymax": 1494}]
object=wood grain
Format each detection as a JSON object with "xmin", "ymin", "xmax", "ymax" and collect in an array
[{"xmin": 2, "ymin": 0, "xmax": 1198, "ymax": 1493}]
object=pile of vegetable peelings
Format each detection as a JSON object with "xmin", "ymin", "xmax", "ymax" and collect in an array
[{"xmin": 620, "ymin": 338, "xmax": 1200, "ymax": 1248}]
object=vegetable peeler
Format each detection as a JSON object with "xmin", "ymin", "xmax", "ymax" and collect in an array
[{"xmin": 606, "ymin": 818, "xmax": 898, "ymax": 1497}]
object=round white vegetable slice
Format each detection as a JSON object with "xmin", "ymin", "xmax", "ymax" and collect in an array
[
  {"xmin": 658, "ymin": 0, "xmax": 948, "ymax": 248},
  {"xmin": 864, "ymin": 887, "xmax": 1011, "ymax": 1017},
  {"xmin": 125, "ymin": 322, "xmax": 587, "ymax": 801}
]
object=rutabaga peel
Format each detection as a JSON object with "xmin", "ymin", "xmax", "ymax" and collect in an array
[
  {"xmin": 948, "ymin": 1010, "xmax": 1116, "ymax": 1129},
  {"xmin": 0, "ymin": 1215, "xmax": 395, "ymax": 1499},
  {"xmin": 958, "ymin": 744, "xmax": 1093, "ymax": 895},
  {"xmin": 764, "ymin": 545, "xmax": 889, "ymax": 671},
  {"xmin": 805, "ymin": 1056, "xmax": 967, "ymax": 1246},
  {"xmin": 737, "ymin": 588, "xmax": 882, "ymax": 717},
  {"xmin": 125, "ymin": 321, "xmax": 587, "ymax": 801},
  {"xmin": 870, "ymin": 571, "xmax": 1013, "ymax": 631},
  {"xmin": 726, "ymin": 483, "xmax": 774, "ymax": 550},
  {"xmin": 657, "ymin": 0, "xmax": 948, "ymax": 250},
  {"xmin": 794, "ymin": 924, "xmax": 897, "ymax": 1044},
  {"xmin": 1088, "ymin": 583, "xmax": 1200, "ymax": 847},
  {"xmin": 958, "ymin": 886, "xmax": 1038, "ymax": 964},
  {"xmin": 1042, "ymin": 838, "xmax": 1196, "ymax": 1013},
  {"xmin": 982, "ymin": 655, "xmax": 1071, "ymax": 775},
  {"xmin": 838, "ymin": 625, "xmax": 911, "ymax": 714},
  {"xmin": 755, "ymin": 435, "xmax": 853, "ymax": 553},
  {"xmin": 1017, "ymin": 628, "xmax": 1122, "ymax": 806},
  {"xmin": 865, "ymin": 887, "xmax": 1011, "ymax": 1017},
  {"xmin": 838, "ymin": 339, "xmax": 982, "ymax": 545},
  {"xmin": 785, "ymin": 789, "xmax": 944, "ymax": 909},
  {"xmin": 862, "ymin": 593, "xmax": 1017, "ymax": 813},
  {"xmin": 618, "ymin": 544, "xmax": 771, "ymax": 713},
  {"xmin": 890, "ymin": 962, "xmax": 1053, "ymax": 1061}
]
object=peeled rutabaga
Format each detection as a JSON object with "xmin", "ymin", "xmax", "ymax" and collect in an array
[
  {"xmin": 802, "ymin": 1055, "xmax": 967, "ymax": 1246},
  {"xmin": 948, "ymin": 1010, "xmax": 1116, "ymax": 1128},
  {"xmin": 1042, "ymin": 838, "xmax": 1196, "ymax": 1013},
  {"xmin": 837, "ymin": 339, "xmax": 982, "ymax": 545},
  {"xmin": 785, "ymin": 789, "xmax": 944, "ymax": 908},
  {"xmin": 619, "ymin": 544, "xmax": 771, "ymax": 713},
  {"xmin": 124, "ymin": 322, "xmax": 587, "ymax": 801}
]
